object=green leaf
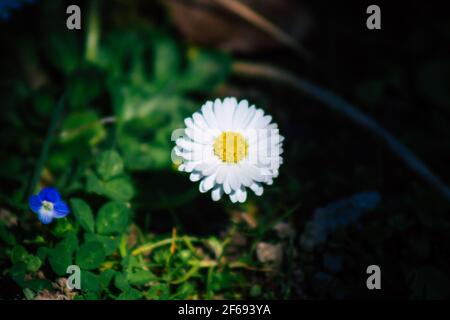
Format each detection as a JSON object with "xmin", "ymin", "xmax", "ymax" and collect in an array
[
  {"xmin": 96, "ymin": 150, "xmax": 124, "ymax": 181},
  {"xmin": 86, "ymin": 171, "xmax": 104, "ymax": 193},
  {"xmin": 71, "ymin": 198, "xmax": 95, "ymax": 233},
  {"xmin": 51, "ymin": 218, "xmax": 77, "ymax": 237},
  {"xmin": 99, "ymin": 269, "xmax": 117, "ymax": 290},
  {"xmin": 25, "ymin": 255, "xmax": 42, "ymax": 273},
  {"xmin": 153, "ymin": 36, "xmax": 180, "ymax": 85},
  {"xmin": 117, "ymin": 288, "xmax": 142, "ymax": 300},
  {"xmin": 23, "ymin": 288, "xmax": 35, "ymax": 300},
  {"xmin": 11, "ymin": 245, "xmax": 28, "ymax": 264},
  {"xmin": 36, "ymin": 247, "xmax": 50, "ymax": 261},
  {"xmin": 84, "ymin": 233, "xmax": 119, "ymax": 256},
  {"xmin": 114, "ymin": 272, "xmax": 131, "ymax": 292},
  {"xmin": 86, "ymin": 172, "xmax": 134, "ymax": 202},
  {"xmin": 11, "ymin": 246, "xmax": 42, "ymax": 273},
  {"xmin": 83, "ymin": 292, "xmax": 100, "ymax": 300},
  {"xmin": 66, "ymin": 65, "xmax": 104, "ymax": 109},
  {"xmin": 81, "ymin": 270, "xmax": 101, "ymax": 293},
  {"xmin": 26, "ymin": 279, "xmax": 53, "ymax": 292},
  {"xmin": 49, "ymin": 234, "xmax": 78, "ymax": 276},
  {"xmin": 76, "ymin": 241, "xmax": 106, "ymax": 270},
  {"xmin": 250, "ymin": 284, "xmax": 262, "ymax": 297},
  {"xmin": 147, "ymin": 283, "xmax": 170, "ymax": 300},
  {"xmin": 9, "ymin": 262, "xmax": 26, "ymax": 286},
  {"xmin": 119, "ymin": 136, "xmax": 154, "ymax": 171},
  {"xmin": 96, "ymin": 201, "xmax": 130, "ymax": 235},
  {"xmin": 45, "ymin": 31, "xmax": 81, "ymax": 74},
  {"xmin": 0, "ymin": 225, "xmax": 16, "ymax": 245},
  {"xmin": 101, "ymin": 177, "xmax": 134, "ymax": 202},
  {"xmin": 127, "ymin": 270, "xmax": 157, "ymax": 286},
  {"xmin": 178, "ymin": 49, "xmax": 231, "ymax": 92},
  {"xmin": 176, "ymin": 282, "xmax": 196, "ymax": 299},
  {"xmin": 60, "ymin": 111, "xmax": 106, "ymax": 146}
]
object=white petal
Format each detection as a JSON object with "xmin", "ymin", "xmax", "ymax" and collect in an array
[
  {"xmin": 236, "ymin": 165, "xmax": 252, "ymax": 187},
  {"xmin": 215, "ymin": 165, "xmax": 227, "ymax": 184},
  {"xmin": 199, "ymin": 174, "xmax": 216, "ymax": 193},
  {"xmin": 203, "ymin": 163, "xmax": 219, "ymax": 176},
  {"xmin": 223, "ymin": 97, "xmax": 237, "ymax": 130},
  {"xmin": 227, "ymin": 168, "xmax": 240, "ymax": 191},
  {"xmin": 184, "ymin": 161, "xmax": 201, "ymax": 172},
  {"xmin": 241, "ymin": 163, "xmax": 264, "ymax": 182},
  {"xmin": 201, "ymin": 101, "xmax": 218, "ymax": 128},
  {"xmin": 190, "ymin": 172, "xmax": 202, "ymax": 182},
  {"xmin": 223, "ymin": 180, "xmax": 231, "ymax": 194},
  {"xmin": 236, "ymin": 187, "xmax": 247, "ymax": 203},
  {"xmin": 214, "ymin": 98, "xmax": 227, "ymax": 131},
  {"xmin": 176, "ymin": 138, "xmax": 196, "ymax": 151},
  {"xmin": 185, "ymin": 127, "xmax": 213, "ymax": 144},
  {"xmin": 229, "ymin": 191, "xmax": 238, "ymax": 203},
  {"xmin": 211, "ymin": 187, "xmax": 223, "ymax": 201},
  {"xmin": 184, "ymin": 117, "xmax": 197, "ymax": 130},
  {"xmin": 246, "ymin": 109, "xmax": 264, "ymax": 130},
  {"xmin": 193, "ymin": 112, "xmax": 208, "ymax": 130},
  {"xmin": 232, "ymin": 99, "xmax": 249, "ymax": 130},
  {"xmin": 250, "ymin": 182, "xmax": 264, "ymax": 196},
  {"xmin": 256, "ymin": 115, "xmax": 272, "ymax": 129},
  {"xmin": 241, "ymin": 105, "xmax": 256, "ymax": 130}
]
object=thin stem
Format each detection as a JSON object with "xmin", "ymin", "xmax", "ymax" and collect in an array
[
  {"xmin": 233, "ymin": 61, "xmax": 450, "ymax": 202},
  {"xmin": 27, "ymin": 94, "xmax": 66, "ymax": 197}
]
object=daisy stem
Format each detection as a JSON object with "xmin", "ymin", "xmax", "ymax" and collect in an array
[{"xmin": 27, "ymin": 94, "xmax": 66, "ymax": 198}]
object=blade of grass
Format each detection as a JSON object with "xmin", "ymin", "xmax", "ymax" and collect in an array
[{"xmin": 27, "ymin": 94, "xmax": 66, "ymax": 198}]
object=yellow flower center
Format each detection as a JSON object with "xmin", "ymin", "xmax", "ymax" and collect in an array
[{"xmin": 213, "ymin": 132, "xmax": 248, "ymax": 163}]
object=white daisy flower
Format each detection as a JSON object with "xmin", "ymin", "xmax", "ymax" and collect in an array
[{"xmin": 173, "ymin": 97, "xmax": 284, "ymax": 203}]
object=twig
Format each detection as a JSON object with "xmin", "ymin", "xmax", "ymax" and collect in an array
[
  {"xmin": 232, "ymin": 61, "xmax": 450, "ymax": 202},
  {"xmin": 212, "ymin": 0, "xmax": 311, "ymax": 61}
]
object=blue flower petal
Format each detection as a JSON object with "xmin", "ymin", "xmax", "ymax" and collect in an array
[
  {"xmin": 29, "ymin": 195, "xmax": 42, "ymax": 214},
  {"xmin": 53, "ymin": 200, "xmax": 70, "ymax": 218},
  {"xmin": 38, "ymin": 211, "xmax": 54, "ymax": 224},
  {"xmin": 38, "ymin": 187, "xmax": 61, "ymax": 203}
]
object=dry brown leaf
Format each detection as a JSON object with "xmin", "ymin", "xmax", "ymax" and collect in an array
[
  {"xmin": 256, "ymin": 242, "xmax": 283, "ymax": 269},
  {"xmin": 166, "ymin": 0, "xmax": 313, "ymax": 53}
]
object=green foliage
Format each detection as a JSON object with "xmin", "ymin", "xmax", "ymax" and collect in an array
[
  {"xmin": 49, "ymin": 234, "xmax": 78, "ymax": 276},
  {"xmin": 60, "ymin": 111, "xmax": 106, "ymax": 147},
  {"xmin": 96, "ymin": 150, "xmax": 124, "ymax": 181},
  {"xmin": 76, "ymin": 241, "xmax": 106, "ymax": 270},
  {"xmin": 0, "ymin": 0, "xmax": 293, "ymax": 302},
  {"xmin": 71, "ymin": 198, "xmax": 95, "ymax": 233},
  {"xmin": 96, "ymin": 201, "xmax": 130, "ymax": 235}
]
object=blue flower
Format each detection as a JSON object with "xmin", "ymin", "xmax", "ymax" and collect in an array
[{"xmin": 28, "ymin": 187, "xmax": 70, "ymax": 224}]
